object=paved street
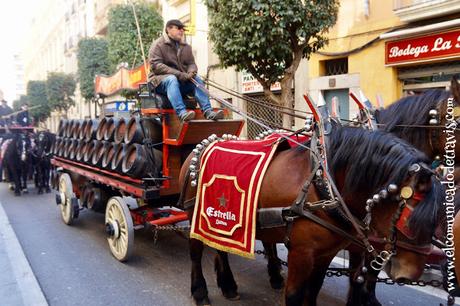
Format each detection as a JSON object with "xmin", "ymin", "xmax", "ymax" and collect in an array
[{"xmin": 0, "ymin": 182, "xmax": 455, "ymax": 306}]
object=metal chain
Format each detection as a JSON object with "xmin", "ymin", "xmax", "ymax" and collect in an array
[
  {"xmin": 254, "ymin": 250, "xmax": 443, "ymax": 288},
  {"xmin": 152, "ymin": 224, "xmax": 191, "ymax": 244}
]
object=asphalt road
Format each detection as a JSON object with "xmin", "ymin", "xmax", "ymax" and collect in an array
[{"xmin": 0, "ymin": 182, "xmax": 454, "ymax": 306}]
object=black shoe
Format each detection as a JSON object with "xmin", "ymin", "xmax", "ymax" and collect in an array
[
  {"xmin": 179, "ymin": 111, "xmax": 196, "ymax": 122},
  {"xmin": 204, "ymin": 109, "xmax": 224, "ymax": 120}
]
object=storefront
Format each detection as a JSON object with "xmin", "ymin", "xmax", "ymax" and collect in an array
[{"xmin": 382, "ymin": 23, "xmax": 460, "ymax": 95}]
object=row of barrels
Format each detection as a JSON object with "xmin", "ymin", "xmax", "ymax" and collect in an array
[
  {"xmin": 57, "ymin": 117, "xmax": 162, "ymax": 145},
  {"xmin": 54, "ymin": 117, "xmax": 163, "ymax": 178}
]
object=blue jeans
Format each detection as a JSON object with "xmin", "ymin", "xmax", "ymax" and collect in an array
[{"xmin": 155, "ymin": 75, "xmax": 212, "ymax": 116}]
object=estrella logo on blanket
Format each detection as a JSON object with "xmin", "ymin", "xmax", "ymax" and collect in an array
[{"xmin": 206, "ymin": 207, "xmax": 236, "ymax": 226}]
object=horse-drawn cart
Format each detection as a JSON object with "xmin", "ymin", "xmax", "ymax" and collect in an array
[{"xmin": 51, "ymin": 90, "xmax": 244, "ymax": 261}]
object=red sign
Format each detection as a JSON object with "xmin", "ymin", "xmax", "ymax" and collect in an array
[{"xmin": 385, "ymin": 29, "xmax": 460, "ymax": 65}]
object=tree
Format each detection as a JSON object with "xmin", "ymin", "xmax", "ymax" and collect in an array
[
  {"xmin": 107, "ymin": 2, "xmax": 163, "ymax": 72},
  {"xmin": 27, "ymin": 81, "xmax": 50, "ymax": 124},
  {"xmin": 12, "ymin": 95, "xmax": 29, "ymax": 112},
  {"xmin": 46, "ymin": 72, "xmax": 76, "ymax": 112},
  {"xmin": 77, "ymin": 38, "xmax": 110, "ymax": 100},
  {"xmin": 205, "ymin": 0, "xmax": 339, "ymax": 126}
]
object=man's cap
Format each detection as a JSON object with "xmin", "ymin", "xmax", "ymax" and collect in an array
[{"xmin": 165, "ymin": 19, "xmax": 185, "ymax": 29}]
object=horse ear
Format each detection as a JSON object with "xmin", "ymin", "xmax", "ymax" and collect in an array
[{"xmin": 451, "ymin": 75, "xmax": 460, "ymax": 105}]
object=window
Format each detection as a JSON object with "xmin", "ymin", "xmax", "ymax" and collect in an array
[{"xmin": 324, "ymin": 58, "xmax": 348, "ymax": 76}]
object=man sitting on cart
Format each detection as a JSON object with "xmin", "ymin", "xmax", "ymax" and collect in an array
[{"xmin": 148, "ymin": 19, "xmax": 224, "ymax": 122}]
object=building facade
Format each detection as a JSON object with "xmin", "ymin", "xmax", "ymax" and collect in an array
[{"xmin": 308, "ymin": 0, "xmax": 460, "ymax": 120}]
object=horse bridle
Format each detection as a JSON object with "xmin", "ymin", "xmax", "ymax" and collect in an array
[{"xmin": 287, "ymin": 159, "xmax": 434, "ymax": 271}]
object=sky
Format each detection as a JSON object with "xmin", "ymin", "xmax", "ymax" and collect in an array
[{"xmin": 0, "ymin": 0, "xmax": 41, "ymax": 103}]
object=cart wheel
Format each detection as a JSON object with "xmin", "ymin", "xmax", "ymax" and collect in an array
[
  {"xmin": 105, "ymin": 197, "xmax": 134, "ymax": 262},
  {"xmin": 59, "ymin": 173, "xmax": 77, "ymax": 225}
]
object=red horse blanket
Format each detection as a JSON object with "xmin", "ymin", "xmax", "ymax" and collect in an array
[{"xmin": 190, "ymin": 137, "xmax": 282, "ymax": 258}]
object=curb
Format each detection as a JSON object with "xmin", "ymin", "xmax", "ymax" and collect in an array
[{"xmin": 0, "ymin": 201, "xmax": 48, "ymax": 306}]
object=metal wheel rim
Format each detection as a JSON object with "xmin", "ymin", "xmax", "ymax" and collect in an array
[
  {"xmin": 59, "ymin": 174, "xmax": 74, "ymax": 225},
  {"xmin": 105, "ymin": 197, "xmax": 134, "ymax": 262}
]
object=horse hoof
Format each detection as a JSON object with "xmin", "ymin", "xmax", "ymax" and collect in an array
[
  {"xmin": 223, "ymin": 291, "xmax": 240, "ymax": 301},
  {"xmin": 14, "ymin": 192, "xmax": 20, "ymax": 196},
  {"xmin": 46, "ymin": 188, "xmax": 51, "ymax": 193},
  {"xmin": 22, "ymin": 189, "xmax": 29, "ymax": 194},
  {"xmin": 38, "ymin": 189, "xmax": 43, "ymax": 195},
  {"xmin": 193, "ymin": 296, "xmax": 211, "ymax": 306},
  {"xmin": 270, "ymin": 278, "xmax": 284, "ymax": 290},
  {"xmin": 9, "ymin": 185, "xmax": 14, "ymax": 191}
]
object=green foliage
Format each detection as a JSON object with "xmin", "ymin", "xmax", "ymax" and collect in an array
[
  {"xmin": 46, "ymin": 72, "xmax": 76, "ymax": 112},
  {"xmin": 107, "ymin": 2, "xmax": 163, "ymax": 72},
  {"xmin": 77, "ymin": 38, "xmax": 110, "ymax": 100},
  {"xmin": 12, "ymin": 95, "xmax": 28, "ymax": 112},
  {"xmin": 27, "ymin": 81, "xmax": 50, "ymax": 123},
  {"xmin": 205, "ymin": 0, "xmax": 339, "ymax": 87}
]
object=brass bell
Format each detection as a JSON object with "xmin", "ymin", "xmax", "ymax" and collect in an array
[
  {"xmin": 379, "ymin": 189, "xmax": 388, "ymax": 199},
  {"xmin": 429, "ymin": 118, "xmax": 438, "ymax": 125},
  {"xmin": 191, "ymin": 180, "xmax": 197, "ymax": 187},
  {"xmin": 400, "ymin": 186, "xmax": 413, "ymax": 200},
  {"xmin": 428, "ymin": 109, "xmax": 438, "ymax": 117}
]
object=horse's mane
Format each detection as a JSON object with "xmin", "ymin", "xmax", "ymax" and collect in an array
[
  {"xmin": 374, "ymin": 89, "xmax": 451, "ymax": 151},
  {"xmin": 326, "ymin": 127, "xmax": 440, "ymax": 238}
]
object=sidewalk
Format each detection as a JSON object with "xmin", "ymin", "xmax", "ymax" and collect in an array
[{"xmin": 0, "ymin": 201, "xmax": 48, "ymax": 306}]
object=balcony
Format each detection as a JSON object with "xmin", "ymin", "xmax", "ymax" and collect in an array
[{"xmin": 394, "ymin": 0, "xmax": 460, "ymax": 22}]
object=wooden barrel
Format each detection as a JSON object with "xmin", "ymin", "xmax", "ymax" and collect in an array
[
  {"xmin": 101, "ymin": 143, "xmax": 119, "ymax": 169},
  {"xmin": 79, "ymin": 120, "xmax": 88, "ymax": 140},
  {"xmin": 86, "ymin": 187, "xmax": 109, "ymax": 213},
  {"xmin": 53, "ymin": 137, "xmax": 61, "ymax": 155},
  {"xmin": 111, "ymin": 143, "xmax": 128, "ymax": 173},
  {"xmin": 58, "ymin": 138, "xmax": 68, "ymax": 157},
  {"xmin": 92, "ymin": 141, "xmax": 110, "ymax": 167},
  {"xmin": 122, "ymin": 144, "xmax": 162, "ymax": 178},
  {"xmin": 68, "ymin": 139, "xmax": 79, "ymax": 160},
  {"xmin": 104, "ymin": 117, "xmax": 119, "ymax": 142},
  {"xmin": 65, "ymin": 120, "xmax": 74, "ymax": 138},
  {"xmin": 113, "ymin": 118, "xmax": 126, "ymax": 144},
  {"xmin": 124, "ymin": 117, "xmax": 162, "ymax": 145},
  {"xmin": 57, "ymin": 119, "xmax": 67, "ymax": 137},
  {"xmin": 83, "ymin": 140, "xmax": 97, "ymax": 164},
  {"xmin": 96, "ymin": 117, "xmax": 109, "ymax": 141},
  {"xmin": 63, "ymin": 139, "xmax": 73, "ymax": 159},
  {"xmin": 84, "ymin": 119, "xmax": 99, "ymax": 142},
  {"xmin": 75, "ymin": 140, "xmax": 87, "ymax": 162},
  {"xmin": 72, "ymin": 120, "xmax": 81, "ymax": 139}
]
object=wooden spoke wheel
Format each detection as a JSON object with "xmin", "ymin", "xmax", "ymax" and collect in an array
[
  {"xmin": 59, "ymin": 173, "xmax": 76, "ymax": 225},
  {"xmin": 105, "ymin": 197, "xmax": 134, "ymax": 262}
]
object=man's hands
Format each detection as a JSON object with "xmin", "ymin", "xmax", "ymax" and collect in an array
[{"xmin": 178, "ymin": 71, "xmax": 196, "ymax": 82}]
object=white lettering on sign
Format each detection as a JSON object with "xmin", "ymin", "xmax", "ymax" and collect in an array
[
  {"xmin": 431, "ymin": 37, "xmax": 452, "ymax": 51},
  {"xmin": 206, "ymin": 207, "xmax": 236, "ymax": 221},
  {"xmin": 389, "ymin": 44, "xmax": 429, "ymax": 58},
  {"xmin": 456, "ymin": 35, "xmax": 460, "ymax": 48}
]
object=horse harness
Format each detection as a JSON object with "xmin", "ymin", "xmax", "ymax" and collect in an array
[{"xmin": 257, "ymin": 135, "xmax": 433, "ymax": 272}]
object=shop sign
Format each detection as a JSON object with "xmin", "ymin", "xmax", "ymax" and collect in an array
[
  {"xmin": 241, "ymin": 72, "xmax": 281, "ymax": 94},
  {"xmin": 385, "ymin": 29, "xmax": 460, "ymax": 65}
]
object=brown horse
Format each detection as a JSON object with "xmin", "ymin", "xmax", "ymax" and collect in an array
[
  {"xmin": 346, "ymin": 76, "xmax": 460, "ymax": 305},
  {"xmin": 179, "ymin": 127, "xmax": 443, "ymax": 305}
]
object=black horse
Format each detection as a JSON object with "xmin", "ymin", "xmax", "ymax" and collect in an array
[
  {"xmin": 1, "ymin": 132, "xmax": 33, "ymax": 195},
  {"xmin": 346, "ymin": 77, "xmax": 460, "ymax": 306},
  {"xmin": 32, "ymin": 131, "xmax": 55, "ymax": 194}
]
